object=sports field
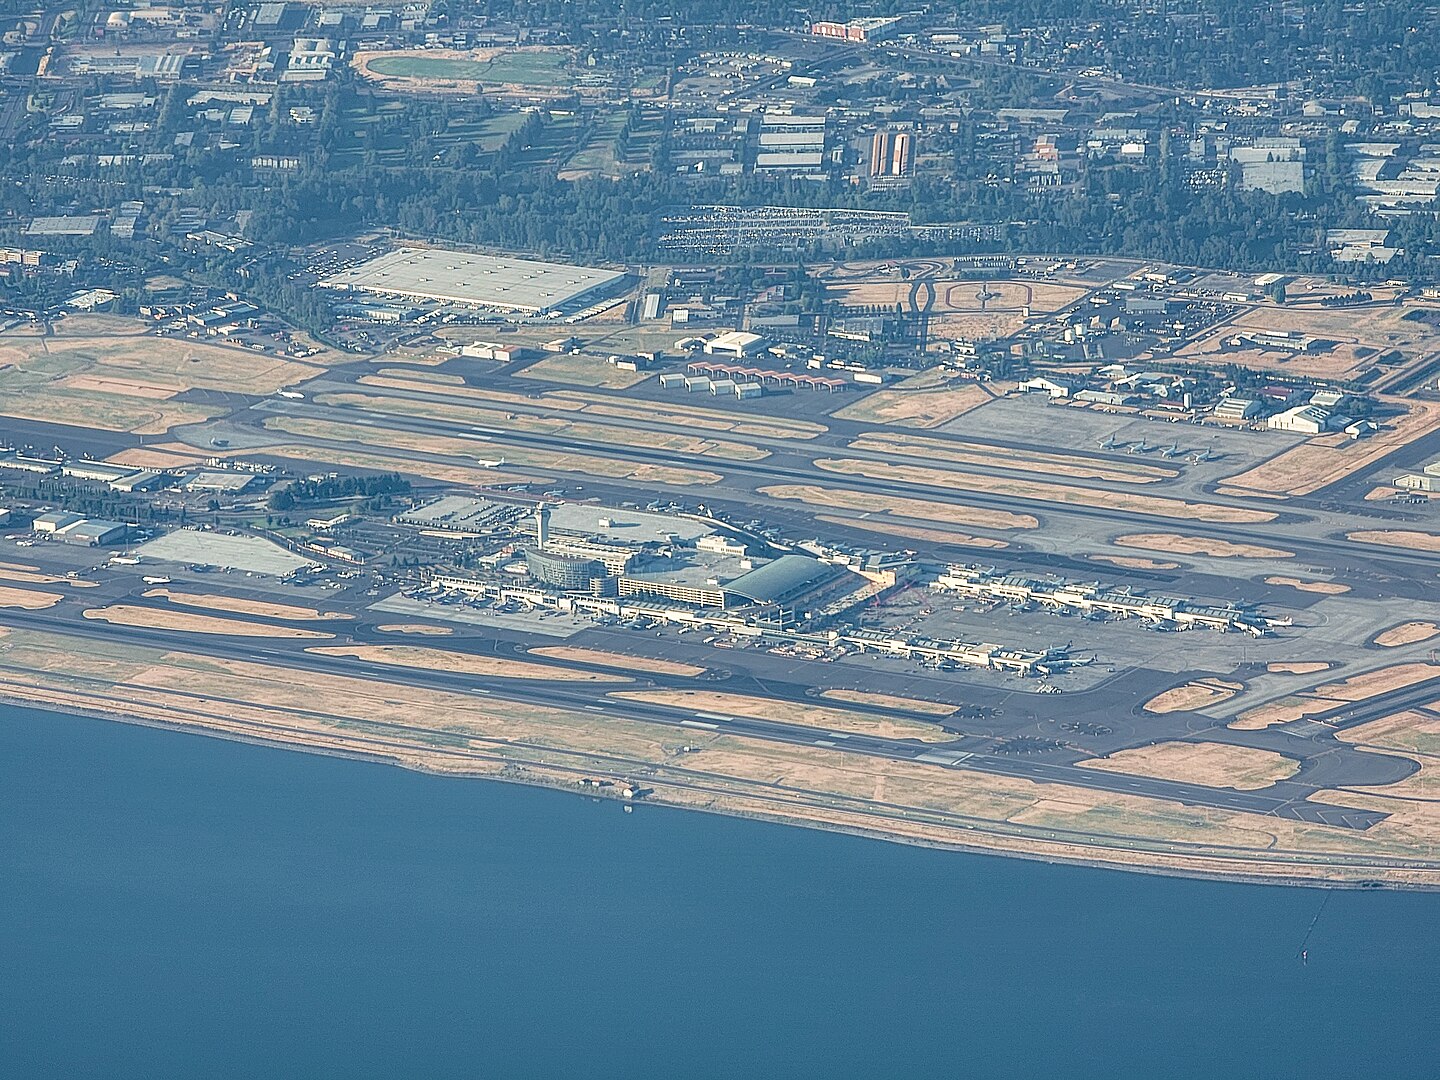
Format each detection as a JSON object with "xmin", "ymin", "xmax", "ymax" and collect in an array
[{"xmin": 359, "ymin": 47, "xmax": 573, "ymax": 90}]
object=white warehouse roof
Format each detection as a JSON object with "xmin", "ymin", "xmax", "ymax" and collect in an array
[{"xmin": 320, "ymin": 248, "xmax": 627, "ymax": 314}]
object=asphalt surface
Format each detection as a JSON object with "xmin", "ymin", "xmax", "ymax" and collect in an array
[
  {"xmin": 231, "ymin": 387, "xmax": 1440, "ymax": 582},
  {"xmin": 0, "ymin": 587, "xmax": 1419, "ymax": 832}
]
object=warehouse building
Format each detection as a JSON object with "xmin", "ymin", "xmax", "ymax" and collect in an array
[
  {"xmin": 320, "ymin": 247, "xmax": 629, "ymax": 315},
  {"xmin": 31, "ymin": 512, "xmax": 129, "ymax": 546}
]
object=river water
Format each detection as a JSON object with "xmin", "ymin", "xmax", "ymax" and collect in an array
[{"xmin": 3, "ymin": 705, "xmax": 1437, "ymax": 1079}]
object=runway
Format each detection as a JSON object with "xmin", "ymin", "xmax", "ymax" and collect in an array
[
  {"xmin": 0, "ymin": 600, "xmax": 1407, "ymax": 831},
  {"xmin": 234, "ymin": 392, "xmax": 1440, "ymax": 581}
]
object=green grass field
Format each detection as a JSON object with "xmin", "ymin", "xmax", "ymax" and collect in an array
[{"xmin": 368, "ymin": 50, "xmax": 572, "ymax": 87}]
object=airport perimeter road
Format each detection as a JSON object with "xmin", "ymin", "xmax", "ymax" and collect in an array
[
  {"xmin": 0, "ymin": 606, "xmax": 1395, "ymax": 829},
  {"xmin": 240, "ymin": 397, "xmax": 1440, "ymax": 576}
]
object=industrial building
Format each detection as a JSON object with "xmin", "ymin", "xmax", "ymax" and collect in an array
[
  {"xmin": 1268, "ymin": 404, "xmax": 1336, "ymax": 434},
  {"xmin": 869, "ymin": 130, "xmax": 912, "ymax": 179},
  {"xmin": 184, "ymin": 471, "xmax": 258, "ymax": 494},
  {"xmin": 320, "ymin": 247, "xmax": 629, "ymax": 315},
  {"xmin": 703, "ymin": 331, "xmax": 768, "ymax": 358},
  {"xmin": 686, "ymin": 360, "xmax": 848, "ymax": 391},
  {"xmin": 809, "ymin": 16, "xmax": 905, "ymax": 42},
  {"xmin": 31, "ymin": 512, "xmax": 129, "ymax": 546}
]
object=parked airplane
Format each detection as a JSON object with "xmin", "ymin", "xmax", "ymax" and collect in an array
[
  {"xmin": 1159, "ymin": 443, "xmax": 1182, "ymax": 458},
  {"xmin": 1192, "ymin": 446, "xmax": 1216, "ymax": 463},
  {"xmin": 1098, "ymin": 433, "xmax": 1122, "ymax": 450},
  {"xmin": 1128, "ymin": 440, "xmax": 1150, "ymax": 454}
]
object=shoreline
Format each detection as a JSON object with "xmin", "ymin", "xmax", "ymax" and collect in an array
[{"xmin": 6, "ymin": 692, "xmax": 1436, "ymax": 893}]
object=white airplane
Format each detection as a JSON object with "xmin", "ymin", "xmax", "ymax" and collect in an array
[
  {"xmin": 1159, "ymin": 443, "xmax": 1182, "ymax": 458},
  {"xmin": 1098, "ymin": 433, "xmax": 1122, "ymax": 450},
  {"xmin": 1192, "ymin": 446, "xmax": 1216, "ymax": 463},
  {"xmin": 476, "ymin": 457, "xmax": 507, "ymax": 468},
  {"xmin": 1128, "ymin": 439, "xmax": 1149, "ymax": 454}
]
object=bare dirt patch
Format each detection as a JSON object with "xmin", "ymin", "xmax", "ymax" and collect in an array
[
  {"xmin": 60, "ymin": 374, "xmax": 175, "ymax": 399},
  {"xmin": 1144, "ymin": 679, "xmax": 1242, "ymax": 714},
  {"xmin": 1348, "ymin": 529, "xmax": 1440, "ymax": 553},
  {"xmin": 84, "ymin": 605, "xmax": 333, "ymax": 638},
  {"xmin": 817, "ymin": 514, "xmax": 1008, "ymax": 549},
  {"xmin": 0, "ymin": 321, "xmax": 330, "ymax": 434},
  {"xmin": 1117, "ymin": 533, "xmax": 1293, "ymax": 559},
  {"xmin": 1086, "ymin": 554, "xmax": 1181, "ymax": 571},
  {"xmin": 832, "ymin": 368, "xmax": 993, "ymax": 429},
  {"xmin": 143, "ymin": 588, "xmax": 352, "ymax": 622},
  {"xmin": 1079, "ymin": 741, "xmax": 1298, "ymax": 790},
  {"xmin": 308, "ymin": 644, "xmax": 630, "ymax": 682},
  {"xmin": 1226, "ymin": 399, "xmax": 1440, "ymax": 497},
  {"xmin": 815, "ymin": 458, "xmax": 1275, "ymax": 524},
  {"xmin": 1374, "ymin": 622, "xmax": 1440, "ymax": 648},
  {"xmin": 761, "ymin": 484, "xmax": 1036, "ymax": 531},
  {"xmin": 530, "ymin": 646, "xmax": 704, "ymax": 678},
  {"xmin": 1268, "ymin": 662, "xmax": 1333, "ymax": 675},
  {"xmin": 516, "ymin": 352, "xmax": 651, "ymax": 389},
  {"xmin": 851, "ymin": 431, "xmax": 1174, "ymax": 485},
  {"xmin": 0, "ymin": 585, "xmax": 63, "ymax": 609},
  {"xmin": 610, "ymin": 689, "xmax": 952, "ymax": 743},
  {"xmin": 1337, "ymin": 710, "xmax": 1440, "ymax": 757},
  {"xmin": 820, "ymin": 689, "xmax": 957, "ymax": 717},
  {"xmin": 259, "ymin": 416, "xmax": 723, "ymax": 488},
  {"xmin": 1264, "ymin": 575, "xmax": 1350, "ymax": 595},
  {"xmin": 1314, "ymin": 663, "xmax": 1440, "ymax": 701}
]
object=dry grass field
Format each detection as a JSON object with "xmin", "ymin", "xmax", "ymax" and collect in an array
[
  {"xmin": 851, "ymin": 431, "xmax": 1175, "ymax": 485},
  {"xmin": 832, "ymin": 367, "xmax": 994, "ymax": 429},
  {"xmin": 0, "ymin": 317, "xmax": 329, "ymax": 434},
  {"xmin": 0, "ymin": 620, "xmax": 1434, "ymax": 885},
  {"xmin": 83, "ymin": 605, "xmax": 333, "ymax": 638},
  {"xmin": 1116, "ymin": 533, "xmax": 1293, "ymax": 559},
  {"xmin": 530, "ymin": 646, "xmax": 705, "ymax": 677},
  {"xmin": 816, "ymin": 514, "xmax": 1009, "ymax": 549},
  {"xmin": 258, "ymin": 415, "xmax": 724, "ymax": 488},
  {"xmin": 1079, "ymin": 741, "xmax": 1297, "ymax": 790},
  {"xmin": 1348, "ymin": 529, "xmax": 1440, "ymax": 553},
  {"xmin": 1225, "ymin": 399, "xmax": 1440, "ymax": 497},
  {"xmin": 309, "ymin": 645, "xmax": 630, "ymax": 682},
  {"xmin": 141, "ymin": 589, "xmax": 352, "ymax": 622},
  {"xmin": 516, "ymin": 352, "xmax": 652, "ymax": 389},
  {"xmin": 1232, "ymin": 663, "xmax": 1440, "ymax": 729},
  {"xmin": 1143, "ymin": 679, "xmax": 1242, "ymax": 714},
  {"xmin": 814, "ymin": 458, "xmax": 1275, "ymax": 524},
  {"xmin": 1087, "ymin": 554, "xmax": 1181, "ymax": 571},
  {"xmin": 1176, "ymin": 303, "xmax": 1440, "ymax": 382},
  {"xmin": 1374, "ymin": 622, "xmax": 1440, "ymax": 648},
  {"xmin": 0, "ymin": 585, "xmax": 63, "ymax": 609},
  {"xmin": 1268, "ymin": 662, "xmax": 1333, "ymax": 675},
  {"xmin": 610, "ymin": 689, "xmax": 953, "ymax": 743},
  {"xmin": 760, "ymin": 484, "xmax": 1037, "ymax": 531},
  {"xmin": 820, "ymin": 689, "xmax": 957, "ymax": 717},
  {"xmin": 1263, "ymin": 576, "xmax": 1350, "ymax": 595}
]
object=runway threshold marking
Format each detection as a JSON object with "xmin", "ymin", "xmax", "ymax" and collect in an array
[
  {"xmin": 694, "ymin": 713, "xmax": 735, "ymax": 722},
  {"xmin": 681, "ymin": 719, "xmax": 719, "ymax": 730}
]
